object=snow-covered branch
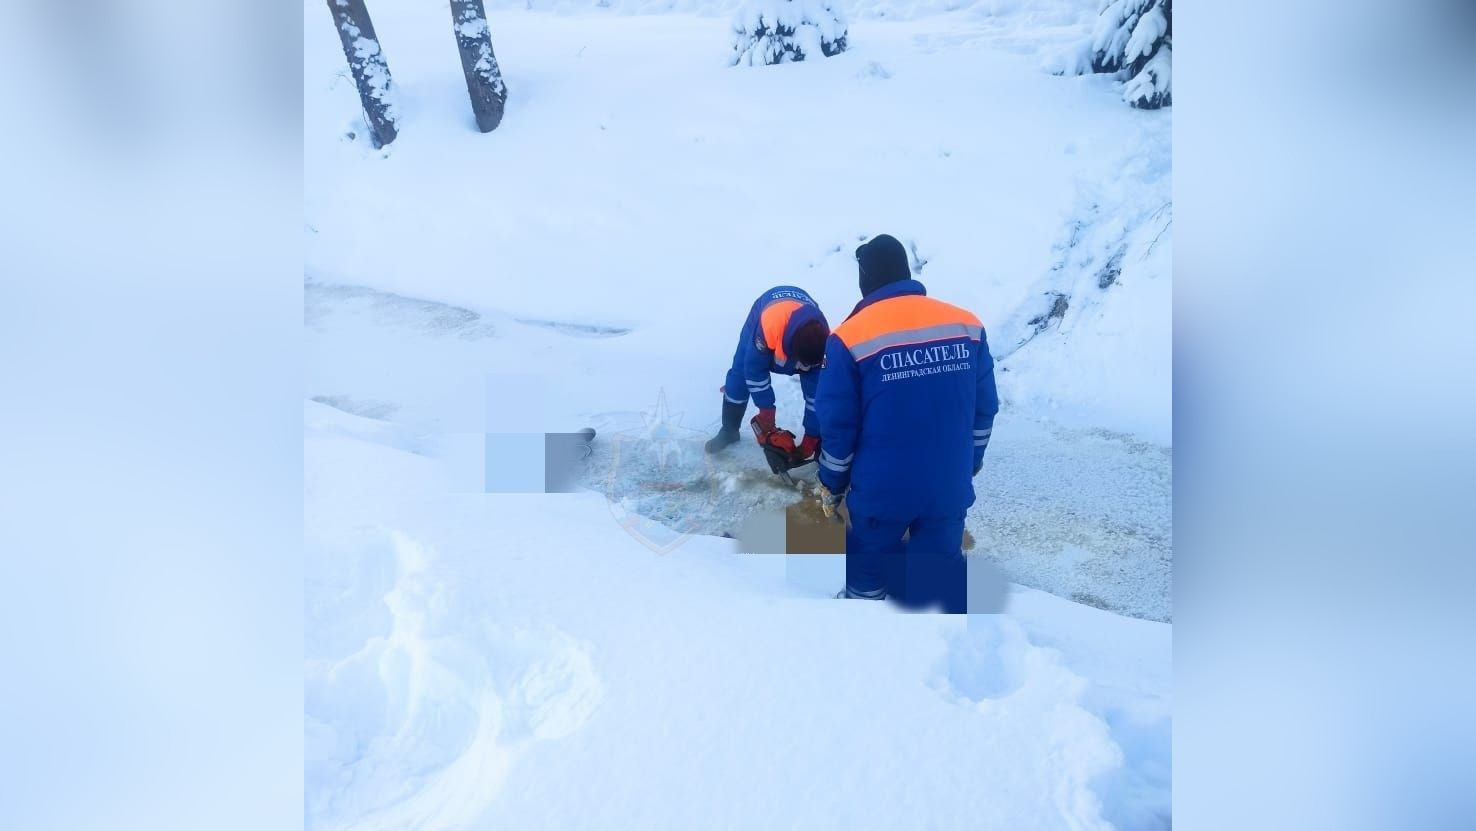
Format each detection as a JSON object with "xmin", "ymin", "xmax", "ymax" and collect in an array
[
  {"xmin": 730, "ymin": 0, "xmax": 848, "ymax": 67},
  {"xmin": 1051, "ymin": 0, "xmax": 1171, "ymax": 110}
]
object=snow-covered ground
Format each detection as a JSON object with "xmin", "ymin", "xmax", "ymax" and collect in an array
[
  {"xmin": 307, "ymin": 400, "xmax": 1170, "ymax": 830},
  {"xmin": 307, "ymin": 1, "xmax": 1170, "ymax": 827}
]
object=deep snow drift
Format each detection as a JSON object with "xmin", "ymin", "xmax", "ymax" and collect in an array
[
  {"xmin": 306, "ymin": 1, "xmax": 1171, "ymax": 827},
  {"xmin": 306, "ymin": 401, "xmax": 1170, "ymax": 830}
]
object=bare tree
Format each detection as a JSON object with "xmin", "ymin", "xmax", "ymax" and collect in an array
[
  {"xmin": 449, "ymin": 0, "xmax": 508, "ymax": 132},
  {"xmin": 326, "ymin": 0, "xmax": 399, "ymax": 147}
]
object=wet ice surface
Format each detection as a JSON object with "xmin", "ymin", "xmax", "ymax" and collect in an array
[
  {"xmin": 578, "ymin": 405, "xmax": 1172, "ymax": 622},
  {"xmin": 581, "ymin": 407, "xmax": 815, "ymax": 538},
  {"xmin": 306, "ymin": 278, "xmax": 499, "ymax": 340},
  {"xmin": 971, "ymin": 413, "xmax": 1171, "ymax": 622}
]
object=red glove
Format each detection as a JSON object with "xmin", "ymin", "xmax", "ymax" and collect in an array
[
  {"xmin": 799, "ymin": 434, "xmax": 820, "ymax": 460},
  {"xmin": 751, "ymin": 408, "xmax": 800, "ymax": 456},
  {"xmin": 752, "ymin": 408, "xmax": 777, "ymax": 437},
  {"xmin": 767, "ymin": 430, "xmax": 798, "ymax": 455}
]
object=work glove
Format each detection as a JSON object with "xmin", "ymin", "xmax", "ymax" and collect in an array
[
  {"xmin": 751, "ymin": 407, "xmax": 778, "ymax": 441},
  {"xmin": 817, "ymin": 482, "xmax": 846, "ymax": 523},
  {"xmin": 798, "ymin": 434, "xmax": 821, "ymax": 461},
  {"xmin": 751, "ymin": 408, "xmax": 799, "ymax": 454},
  {"xmin": 765, "ymin": 429, "xmax": 798, "ymax": 456}
]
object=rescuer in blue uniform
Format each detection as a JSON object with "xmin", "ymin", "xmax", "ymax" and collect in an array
[
  {"xmin": 705, "ymin": 286, "xmax": 831, "ymax": 462},
  {"xmin": 815, "ymin": 235, "xmax": 999, "ymax": 612}
]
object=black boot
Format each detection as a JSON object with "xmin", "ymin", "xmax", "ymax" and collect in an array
[{"xmin": 705, "ymin": 399, "xmax": 746, "ymax": 453}]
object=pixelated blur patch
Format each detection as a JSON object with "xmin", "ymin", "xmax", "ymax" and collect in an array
[
  {"xmin": 484, "ymin": 433, "xmax": 544, "ymax": 492},
  {"xmin": 784, "ymin": 499, "xmax": 846, "ymax": 554},
  {"xmin": 544, "ymin": 429, "xmax": 595, "ymax": 493},
  {"xmin": 966, "ymin": 557, "xmax": 1009, "ymax": 614},
  {"xmin": 733, "ymin": 498, "xmax": 848, "ymax": 554},
  {"xmin": 733, "ymin": 509, "xmax": 786, "ymax": 555},
  {"xmin": 483, "ymin": 430, "xmax": 595, "ymax": 493}
]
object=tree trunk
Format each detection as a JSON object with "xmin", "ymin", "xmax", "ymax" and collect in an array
[
  {"xmin": 449, "ymin": 0, "xmax": 508, "ymax": 133},
  {"xmin": 326, "ymin": 0, "xmax": 399, "ymax": 148}
]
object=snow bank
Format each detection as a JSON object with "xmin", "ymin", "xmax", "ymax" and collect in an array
[
  {"xmin": 991, "ymin": 127, "xmax": 1172, "ymax": 443},
  {"xmin": 306, "ymin": 530, "xmax": 602, "ymax": 830},
  {"xmin": 305, "ymin": 404, "xmax": 1171, "ymax": 828}
]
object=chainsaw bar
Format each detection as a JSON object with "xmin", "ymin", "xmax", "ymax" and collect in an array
[{"xmin": 761, "ymin": 444, "xmax": 815, "ymax": 485}]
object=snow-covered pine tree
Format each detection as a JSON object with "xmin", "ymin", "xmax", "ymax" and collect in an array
[
  {"xmin": 449, "ymin": 0, "xmax": 508, "ymax": 133},
  {"xmin": 326, "ymin": 0, "xmax": 399, "ymax": 147},
  {"xmin": 1056, "ymin": 0, "xmax": 1171, "ymax": 109},
  {"xmin": 730, "ymin": 0, "xmax": 848, "ymax": 67}
]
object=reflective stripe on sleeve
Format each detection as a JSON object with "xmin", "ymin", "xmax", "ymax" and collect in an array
[{"xmin": 819, "ymin": 448, "xmax": 853, "ymax": 471}]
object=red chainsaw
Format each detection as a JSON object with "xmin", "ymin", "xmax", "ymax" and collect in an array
[{"xmin": 750, "ymin": 417, "xmax": 815, "ymax": 485}]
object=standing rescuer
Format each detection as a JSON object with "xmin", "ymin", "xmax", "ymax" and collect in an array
[
  {"xmin": 706, "ymin": 286, "xmax": 831, "ymax": 462},
  {"xmin": 815, "ymin": 234, "xmax": 999, "ymax": 612}
]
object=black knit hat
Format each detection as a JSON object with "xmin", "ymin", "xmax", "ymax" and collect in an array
[
  {"xmin": 855, "ymin": 234, "xmax": 911, "ymax": 297},
  {"xmin": 790, "ymin": 319, "xmax": 829, "ymax": 366}
]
